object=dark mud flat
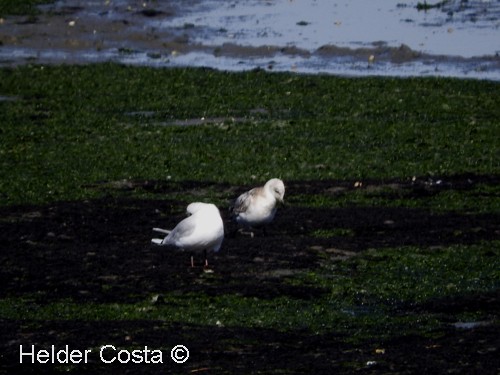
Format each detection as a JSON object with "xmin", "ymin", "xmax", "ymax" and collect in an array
[{"xmin": 1, "ymin": 177, "xmax": 499, "ymax": 374}]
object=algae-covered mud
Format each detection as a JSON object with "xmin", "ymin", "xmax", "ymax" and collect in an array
[
  {"xmin": 1, "ymin": 0, "xmax": 499, "ymax": 79},
  {"xmin": 0, "ymin": 181, "xmax": 499, "ymax": 374},
  {"xmin": 0, "ymin": 64, "xmax": 499, "ymax": 373}
]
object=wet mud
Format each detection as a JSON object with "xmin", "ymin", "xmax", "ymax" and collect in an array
[
  {"xmin": 1, "ymin": 175, "xmax": 499, "ymax": 373},
  {"xmin": 0, "ymin": 0, "xmax": 499, "ymax": 79}
]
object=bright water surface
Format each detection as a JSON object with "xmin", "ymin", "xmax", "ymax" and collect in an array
[{"xmin": 0, "ymin": 0, "xmax": 499, "ymax": 80}]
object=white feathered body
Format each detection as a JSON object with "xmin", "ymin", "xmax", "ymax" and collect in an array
[{"xmin": 153, "ymin": 203, "xmax": 224, "ymax": 253}]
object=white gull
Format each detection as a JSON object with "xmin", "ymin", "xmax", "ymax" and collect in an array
[{"xmin": 152, "ymin": 202, "xmax": 224, "ymax": 267}]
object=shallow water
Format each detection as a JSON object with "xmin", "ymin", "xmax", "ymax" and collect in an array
[
  {"xmin": 162, "ymin": 0, "xmax": 499, "ymax": 57},
  {"xmin": 0, "ymin": 0, "xmax": 499, "ymax": 80}
]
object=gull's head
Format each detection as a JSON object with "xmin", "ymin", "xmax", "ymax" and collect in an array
[
  {"xmin": 186, "ymin": 202, "xmax": 209, "ymax": 216},
  {"xmin": 186, "ymin": 202, "xmax": 220, "ymax": 217},
  {"xmin": 266, "ymin": 178, "xmax": 285, "ymax": 203}
]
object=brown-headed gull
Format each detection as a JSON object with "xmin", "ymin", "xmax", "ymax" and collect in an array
[
  {"xmin": 230, "ymin": 178, "xmax": 285, "ymax": 235},
  {"xmin": 152, "ymin": 202, "xmax": 224, "ymax": 267}
]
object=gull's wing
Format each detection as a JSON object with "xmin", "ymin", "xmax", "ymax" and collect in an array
[
  {"xmin": 151, "ymin": 214, "xmax": 196, "ymax": 246},
  {"xmin": 163, "ymin": 215, "xmax": 197, "ymax": 245},
  {"xmin": 231, "ymin": 187, "xmax": 262, "ymax": 214}
]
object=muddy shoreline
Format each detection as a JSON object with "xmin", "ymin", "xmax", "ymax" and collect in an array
[{"xmin": 1, "ymin": 0, "xmax": 499, "ymax": 79}]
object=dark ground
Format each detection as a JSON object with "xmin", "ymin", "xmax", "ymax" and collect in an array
[{"xmin": 1, "ymin": 176, "xmax": 499, "ymax": 374}]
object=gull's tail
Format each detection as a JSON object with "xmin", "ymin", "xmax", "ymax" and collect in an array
[
  {"xmin": 151, "ymin": 228, "xmax": 171, "ymax": 245},
  {"xmin": 153, "ymin": 227, "xmax": 171, "ymax": 234}
]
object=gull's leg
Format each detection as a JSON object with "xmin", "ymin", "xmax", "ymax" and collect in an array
[
  {"xmin": 203, "ymin": 249, "xmax": 208, "ymax": 268},
  {"xmin": 238, "ymin": 226, "xmax": 255, "ymax": 238}
]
